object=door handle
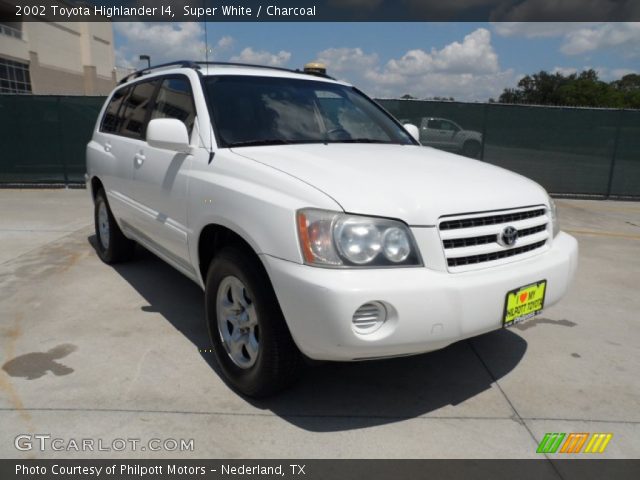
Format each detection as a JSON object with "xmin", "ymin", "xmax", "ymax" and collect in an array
[
  {"xmin": 104, "ymin": 142, "xmax": 111, "ymax": 152},
  {"xmin": 134, "ymin": 152, "xmax": 146, "ymax": 167}
]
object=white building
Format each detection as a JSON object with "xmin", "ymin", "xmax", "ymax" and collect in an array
[{"xmin": 0, "ymin": 0, "xmax": 116, "ymax": 94}]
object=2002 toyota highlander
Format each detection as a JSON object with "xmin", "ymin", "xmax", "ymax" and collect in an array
[{"xmin": 86, "ymin": 61, "xmax": 578, "ymax": 397}]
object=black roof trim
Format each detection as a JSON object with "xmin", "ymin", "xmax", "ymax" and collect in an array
[{"xmin": 118, "ymin": 60, "xmax": 335, "ymax": 85}]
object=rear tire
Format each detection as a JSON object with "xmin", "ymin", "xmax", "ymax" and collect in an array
[
  {"xmin": 205, "ymin": 247, "xmax": 303, "ymax": 397},
  {"xmin": 93, "ymin": 188, "xmax": 135, "ymax": 264}
]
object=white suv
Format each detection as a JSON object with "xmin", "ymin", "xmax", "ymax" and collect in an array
[{"xmin": 87, "ymin": 61, "xmax": 578, "ymax": 397}]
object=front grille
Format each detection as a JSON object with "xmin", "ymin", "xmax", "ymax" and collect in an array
[
  {"xmin": 442, "ymin": 224, "xmax": 547, "ymax": 249},
  {"xmin": 447, "ymin": 240, "xmax": 547, "ymax": 267},
  {"xmin": 438, "ymin": 207, "xmax": 549, "ymax": 272},
  {"xmin": 439, "ymin": 208, "xmax": 546, "ymax": 230}
]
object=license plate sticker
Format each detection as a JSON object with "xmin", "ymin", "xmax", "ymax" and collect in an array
[{"xmin": 503, "ymin": 280, "xmax": 547, "ymax": 327}]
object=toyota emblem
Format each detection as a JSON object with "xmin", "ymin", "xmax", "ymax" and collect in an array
[{"xmin": 499, "ymin": 226, "xmax": 518, "ymax": 247}]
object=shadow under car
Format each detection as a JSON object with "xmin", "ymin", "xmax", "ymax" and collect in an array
[{"xmin": 90, "ymin": 235, "xmax": 527, "ymax": 432}]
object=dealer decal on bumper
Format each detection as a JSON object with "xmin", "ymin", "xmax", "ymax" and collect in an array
[{"xmin": 503, "ymin": 280, "xmax": 547, "ymax": 327}]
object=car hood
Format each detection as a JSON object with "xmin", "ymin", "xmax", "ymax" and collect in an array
[{"xmin": 231, "ymin": 143, "xmax": 548, "ymax": 226}]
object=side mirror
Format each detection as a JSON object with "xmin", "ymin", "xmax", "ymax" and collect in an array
[
  {"xmin": 403, "ymin": 123, "xmax": 420, "ymax": 143},
  {"xmin": 147, "ymin": 118, "xmax": 190, "ymax": 153}
]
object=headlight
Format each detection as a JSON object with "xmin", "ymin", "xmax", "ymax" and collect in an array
[
  {"xmin": 548, "ymin": 194, "xmax": 559, "ymax": 237},
  {"xmin": 335, "ymin": 218, "xmax": 382, "ymax": 264},
  {"xmin": 382, "ymin": 227, "xmax": 411, "ymax": 263},
  {"xmin": 297, "ymin": 209, "xmax": 422, "ymax": 267}
]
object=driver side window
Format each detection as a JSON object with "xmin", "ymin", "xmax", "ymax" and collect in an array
[
  {"xmin": 441, "ymin": 121, "xmax": 459, "ymax": 132},
  {"xmin": 150, "ymin": 76, "xmax": 196, "ymax": 135}
]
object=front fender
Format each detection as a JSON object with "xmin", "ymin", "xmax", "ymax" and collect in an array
[{"xmin": 186, "ymin": 150, "xmax": 342, "ymax": 284}]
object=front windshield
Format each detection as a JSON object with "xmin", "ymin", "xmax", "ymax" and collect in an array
[{"xmin": 203, "ymin": 75, "xmax": 415, "ymax": 148}]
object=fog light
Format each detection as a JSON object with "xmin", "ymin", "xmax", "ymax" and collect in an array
[{"xmin": 352, "ymin": 301, "xmax": 387, "ymax": 334}]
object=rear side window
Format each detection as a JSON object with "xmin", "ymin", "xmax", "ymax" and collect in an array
[
  {"xmin": 100, "ymin": 86, "xmax": 129, "ymax": 133},
  {"xmin": 119, "ymin": 80, "xmax": 158, "ymax": 139},
  {"xmin": 150, "ymin": 77, "xmax": 196, "ymax": 134}
]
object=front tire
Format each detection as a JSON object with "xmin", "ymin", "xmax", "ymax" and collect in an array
[
  {"xmin": 205, "ymin": 247, "xmax": 303, "ymax": 397},
  {"xmin": 93, "ymin": 188, "xmax": 135, "ymax": 264}
]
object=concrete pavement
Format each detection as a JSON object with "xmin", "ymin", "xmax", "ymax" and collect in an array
[{"xmin": 0, "ymin": 190, "xmax": 639, "ymax": 459}]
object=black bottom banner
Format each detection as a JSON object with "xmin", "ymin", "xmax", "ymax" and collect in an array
[{"xmin": 2, "ymin": 460, "xmax": 640, "ymax": 480}]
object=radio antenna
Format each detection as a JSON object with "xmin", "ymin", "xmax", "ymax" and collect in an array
[
  {"xmin": 203, "ymin": 1, "xmax": 214, "ymax": 162},
  {"xmin": 204, "ymin": 12, "xmax": 209, "ymax": 63}
]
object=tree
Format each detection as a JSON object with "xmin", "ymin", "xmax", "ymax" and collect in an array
[
  {"xmin": 496, "ymin": 69, "xmax": 639, "ymax": 108},
  {"xmin": 610, "ymin": 74, "xmax": 640, "ymax": 108},
  {"xmin": 611, "ymin": 73, "xmax": 640, "ymax": 92}
]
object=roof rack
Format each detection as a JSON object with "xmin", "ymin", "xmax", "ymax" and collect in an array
[
  {"xmin": 193, "ymin": 61, "xmax": 335, "ymax": 79},
  {"xmin": 118, "ymin": 60, "xmax": 199, "ymax": 84},
  {"xmin": 118, "ymin": 60, "xmax": 335, "ymax": 84}
]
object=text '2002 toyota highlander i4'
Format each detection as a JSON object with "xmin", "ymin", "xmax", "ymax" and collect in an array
[{"xmin": 87, "ymin": 61, "xmax": 578, "ymax": 397}]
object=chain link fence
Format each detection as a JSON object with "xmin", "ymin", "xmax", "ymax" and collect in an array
[
  {"xmin": 0, "ymin": 95, "xmax": 638, "ymax": 197},
  {"xmin": 379, "ymin": 99, "xmax": 640, "ymax": 198},
  {"xmin": 0, "ymin": 95, "xmax": 104, "ymax": 185}
]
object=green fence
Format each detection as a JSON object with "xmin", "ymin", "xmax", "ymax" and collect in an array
[
  {"xmin": 0, "ymin": 95, "xmax": 104, "ymax": 185},
  {"xmin": 378, "ymin": 100, "xmax": 640, "ymax": 198},
  {"xmin": 0, "ymin": 95, "xmax": 638, "ymax": 197}
]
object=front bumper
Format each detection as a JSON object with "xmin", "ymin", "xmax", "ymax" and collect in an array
[{"xmin": 262, "ymin": 232, "xmax": 578, "ymax": 361}]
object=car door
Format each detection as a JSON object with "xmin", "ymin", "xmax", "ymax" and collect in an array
[
  {"xmin": 128, "ymin": 75, "xmax": 196, "ymax": 272},
  {"xmin": 107, "ymin": 79, "xmax": 160, "ymax": 237},
  {"xmin": 437, "ymin": 120, "xmax": 461, "ymax": 151},
  {"xmin": 421, "ymin": 118, "xmax": 446, "ymax": 148},
  {"xmin": 92, "ymin": 84, "xmax": 139, "ymax": 227}
]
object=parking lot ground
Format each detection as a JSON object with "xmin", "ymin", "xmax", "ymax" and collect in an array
[{"xmin": 0, "ymin": 190, "xmax": 639, "ymax": 460}]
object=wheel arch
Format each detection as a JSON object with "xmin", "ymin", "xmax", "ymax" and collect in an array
[
  {"xmin": 90, "ymin": 176, "xmax": 104, "ymax": 201},
  {"xmin": 197, "ymin": 223, "xmax": 266, "ymax": 286}
]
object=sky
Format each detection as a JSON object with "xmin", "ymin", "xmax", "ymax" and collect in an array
[{"xmin": 113, "ymin": 22, "xmax": 640, "ymax": 101}]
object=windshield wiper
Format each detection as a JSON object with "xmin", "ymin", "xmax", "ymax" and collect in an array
[
  {"xmin": 227, "ymin": 139, "xmax": 293, "ymax": 148},
  {"xmin": 327, "ymin": 138, "xmax": 396, "ymax": 144},
  {"xmin": 228, "ymin": 138, "xmax": 396, "ymax": 147}
]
